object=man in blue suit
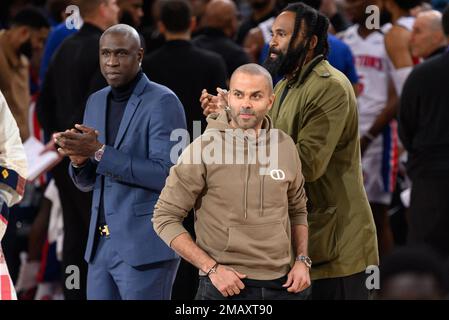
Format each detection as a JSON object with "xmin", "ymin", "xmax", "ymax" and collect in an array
[{"xmin": 54, "ymin": 24, "xmax": 187, "ymax": 300}]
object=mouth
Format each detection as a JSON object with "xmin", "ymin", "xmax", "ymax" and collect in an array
[
  {"xmin": 239, "ymin": 114, "xmax": 254, "ymax": 119},
  {"xmin": 106, "ymin": 72, "xmax": 121, "ymax": 80}
]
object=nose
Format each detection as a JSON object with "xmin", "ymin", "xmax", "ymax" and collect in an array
[
  {"xmin": 269, "ymin": 35, "xmax": 278, "ymax": 49},
  {"xmin": 241, "ymin": 97, "xmax": 253, "ymax": 109},
  {"xmin": 106, "ymin": 54, "xmax": 119, "ymax": 67}
]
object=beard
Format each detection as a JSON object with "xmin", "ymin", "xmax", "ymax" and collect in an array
[
  {"xmin": 263, "ymin": 41, "xmax": 307, "ymax": 78},
  {"xmin": 228, "ymin": 106, "xmax": 263, "ymax": 130},
  {"xmin": 19, "ymin": 40, "xmax": 33, "ymax": 59}
]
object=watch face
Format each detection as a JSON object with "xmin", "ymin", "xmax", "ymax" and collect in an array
[
  {"xmin": 297, "ymin": 255, "xmax": 312, "ymax": 268},
  {"xmin": 95, "ymin": 149, "xmax": 104, "ymax": 162}
]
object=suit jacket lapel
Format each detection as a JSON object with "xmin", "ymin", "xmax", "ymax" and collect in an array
[
  {"xmin": 97, "ymin": 88, "xmax": 109, "ymax": 145},
  {"xmin": 113, "ymin": 74, "xmax": 149, "ymax": 148}
]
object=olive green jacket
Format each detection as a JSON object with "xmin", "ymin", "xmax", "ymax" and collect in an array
[{"xmin": 269, "ymin": 56, "xmax": 379, "ymax": 280}]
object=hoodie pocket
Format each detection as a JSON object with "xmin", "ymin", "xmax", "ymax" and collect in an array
[
  {"xmin": 220, "ymin": 221, "xmax": 291, "ymax": 270},
  {"xmin": 308, "ymin": 206, "xmax": 338, "ymax": 265}
]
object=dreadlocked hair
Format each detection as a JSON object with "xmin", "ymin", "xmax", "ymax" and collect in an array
[{"xmin": 283, "ymin": 2, "xmax": 330, "ymax": 61}]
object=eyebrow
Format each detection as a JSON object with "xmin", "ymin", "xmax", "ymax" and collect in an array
[
  {"xmin": 232, "ymin": 89, "xmax": 264, "ymax": 95},
  {"xmin": 272, "ymin": 27, "xmax": 286, "ymax": 33},
  {"xmin": 100, "ymin": 47, "xmax": 130, "ymax": 52}
]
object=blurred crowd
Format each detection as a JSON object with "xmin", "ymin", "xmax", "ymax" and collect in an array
[{"xmin": 0, "ymin": 0, "xmax": 449, "ymax": 300}]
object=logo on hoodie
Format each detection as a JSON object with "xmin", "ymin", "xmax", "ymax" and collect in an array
[{"xmin": 270, "ymin": 169, "xmax": 285, "ymax": 181}]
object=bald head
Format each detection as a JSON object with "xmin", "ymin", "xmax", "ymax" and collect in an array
[
  {"xmin": 100, "ymin": 23, "xmax": 142, "ymax": 49},
  {"xmin": 411, "ymin": 10, "xmax": 447, "ymax": 59},
  {"xmin": 231, "ymin": 64, "xmax": 273, "ymax": 94},
  {"xmin": 227, "ymin": 64, "xmax": 275, "ymax": 131},
  {"xmin": 417, "ymin": 10, "xmax": 443, "ymax": 32},
  {"xmin": 202, "ymin": 0, "xmax": 238, "ymax": 37},
  {"xmin": 99, "ymin": 24, "xmax": 144, "ymax": 87}
]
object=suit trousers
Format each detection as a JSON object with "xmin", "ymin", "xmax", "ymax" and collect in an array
[{"xmin": 87, "ymin": 235, "xmax": 180, "ymax": 300}]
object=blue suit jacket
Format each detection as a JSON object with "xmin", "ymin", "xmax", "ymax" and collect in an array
[{"xmin": 69, "ymin": 74, "xmax": 186, "ymax": 266}]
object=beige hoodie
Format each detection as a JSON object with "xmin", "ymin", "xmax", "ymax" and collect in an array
[{"xmin": 153, "ymin": 110, "xmax": 308, "ymax": 280}]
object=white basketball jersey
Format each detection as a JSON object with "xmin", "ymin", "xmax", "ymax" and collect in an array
[
  {"xmin": 341, "ymin": 25, "xmax": 390, "ymax": 134},
  {"xmin": 384, "ymin": 16, "xmax": 416, "ymax": 96}
]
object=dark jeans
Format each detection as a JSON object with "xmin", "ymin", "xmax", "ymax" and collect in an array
[
  {"xmin": 195, "ymin": 276, "xmax": 311, "ymax": 300},
  {"xmin": 311, "ymin": 271, "xmax": 370, "ymax": 300}
]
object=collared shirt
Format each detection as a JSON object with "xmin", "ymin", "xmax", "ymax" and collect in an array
[{"xmin": 0, "ymin": 31, "xmax": 30, "ymax": 141}]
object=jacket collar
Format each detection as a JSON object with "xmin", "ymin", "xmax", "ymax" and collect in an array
[
  {"xmin": 288, "ymin": 54, "xmax": 325, "ymax": 88},
  {"xmin": 97, "ymin": 73, "xmax": 149, "ymax": 147}
]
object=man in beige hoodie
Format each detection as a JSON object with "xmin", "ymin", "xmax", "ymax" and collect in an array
[{"xmin": 153, "ymin": 64, "xmax": 311, "ymax": 300}]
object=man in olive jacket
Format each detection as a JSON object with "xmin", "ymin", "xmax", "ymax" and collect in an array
[{"xmin": 201, "ymin": 3, "xmax": 378, "ymax": 300}]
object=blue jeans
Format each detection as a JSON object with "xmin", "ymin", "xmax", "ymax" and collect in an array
[{"xmin": 195, "ymin": 276, "xmax": 311, "ymax": 300}]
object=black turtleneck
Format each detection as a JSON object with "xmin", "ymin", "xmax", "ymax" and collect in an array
[
  {"xmin": 97, "ymin": 69, "xmax": 143, "ymax": 228},
  {"xmin": 426, "ymin": 46, "xmax": 447, "ymax": 60},
  {"xmin": 106, "ymin": 69, "xmax": 143, "ymax": 146}
]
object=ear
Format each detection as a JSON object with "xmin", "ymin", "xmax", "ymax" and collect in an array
[
  {"xmin": 98, "ymin": 1, "xmax": 107, "ymax": 18},
  {"xmin": 309, "ymin": 34, "xmax": 318, "ymax": 51},
  {"xmin": 17, "ymin": 26, "xmax": 30, "ymax": 41},
  {"xmin": 436, "ymin": 33, "xmax": 446, "ymax": 46},
  {"xmin": 190, "ymin": 17, "xmax": 197, "ymax": 33},
  {"xmin": 267, "ymin": 93, "xmax": 275, "ymax": 111},
  {"xmin": 157, "ymin": 21, "xmax": 165, "ymax": 34},
  {"xmin": 137, "ymin": 47, "xmax": 144, "ymax": 64}
]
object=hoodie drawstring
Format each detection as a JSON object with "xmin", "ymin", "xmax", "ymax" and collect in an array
[
  {"xmin": 244, "ymin": 162, "xmax": 249, "ymax": 219},
  {"xmin": 259, "ymin": 174, "xmax": 265, "ymax": 217}
]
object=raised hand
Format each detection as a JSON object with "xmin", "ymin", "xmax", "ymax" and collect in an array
[{"xmin": 200, "ymin": 88, "xmax": 228, "ymax": 116}]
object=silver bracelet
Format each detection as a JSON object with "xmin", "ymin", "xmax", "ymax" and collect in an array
[{"xmin": 206, "ymin": 262, "xmax": 219, "ymax": 277}]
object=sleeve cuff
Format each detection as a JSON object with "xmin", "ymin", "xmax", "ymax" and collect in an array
[
  {"xmin": 156, "ymin": 223, "xmax": 189, "ymax": 247},
  {"xmin": 290, "ymin": 214, "xmax": 308, "ymax": 227}
]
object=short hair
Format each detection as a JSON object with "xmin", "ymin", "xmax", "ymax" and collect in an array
[
  {"xmin": 160, "ymin": 0, "xmax": 192, "ymax": 33},
  {"xmin": 393, "ymin": 0, "xmax": 423, "ymax": 10},
  {"xmin": 78, "ymin": 0, "xmax": 108, "ymax": 18},
  {"xmin": 10, "ymin": 7, "xmax": 50, "ymax": 29},
  {"xmin": 283, "ymin": 2, "xmax": 330, "ymax": 58},
  {"xmin": 101, "ymin": 24, "xmax": 142, "ymax": 48},
  {"xmin": 232, "ymin": 63, "xmax": 273, "ymax": 93},
  {"xmin": 379, "ymin": 246, "xmax": 447, "ymax": 292},
  {"xmin": 443, "ymin": 4, "xmax": 449, "ymax": 36}
]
